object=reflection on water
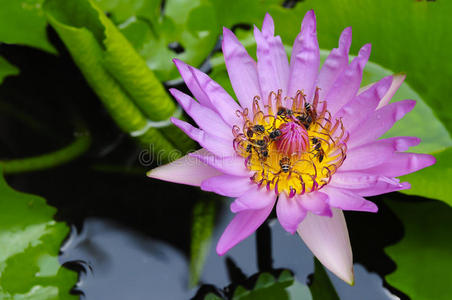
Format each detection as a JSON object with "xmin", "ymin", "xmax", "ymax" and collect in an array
[
  {"xmin": 60, "ymin": 219, "xmax": 192, "ymax": 300},
  {"xmin": 60, "ymin": 201, "xmax": 400, "ymax": 299}
]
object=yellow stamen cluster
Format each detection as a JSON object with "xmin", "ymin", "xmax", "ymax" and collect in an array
[{"xmin": 233, "ymin": 89, "xmax": 348, "ymax": 197}]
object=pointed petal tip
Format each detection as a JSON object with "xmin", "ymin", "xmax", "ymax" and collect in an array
[
  {"xmin": 168, "ymin": 89, "xmax": 192, "ymax": 110},
  {"xmin": 365, "ymin": 201, "xmax": 379, "ymax": 213},
  {"xmin": 342, "ymin": 26, "xmax": 352, "ymax": 36},
  {"xmin": 298, "ymin": 209, "xmax": 354, "ymax": 284},
  {"xmin": 305, "ymin": 9, "xmax": 316, "ymax": 18},
  {"xmin": 426, "ymin": 154, "xmax": 437, "ymax": 167},
  {"xmin": 253, "ymin": 24, "xmax": 261, "ymax": 35},
  {"xmin": 394, "ymin": 72, "xmax": 407, "ymax": 80},
  {"xmin": 222, "ymin": 26, "xmax": 234, "ymax": 38},
  {"xmin": 346, "ymin": 269, "xmax": 355, "ymax": 286},
  {"xmin": 216, "ymin": 244, "xmax": 227, "ymax": 256},
  {"xmin": 358, "ymin": 43, "xmax": 372, "ymax": 58},
  {"xmin": 338, "ymin": 27, "xmax": 352, "ymax": 51},
  {"xmin": 262, "ymin": 13, "xmax": 275, "ymax": 37},
  {"xmin": 301, "ymin": 9, "xmax": 317, "ymax": 31},
  {"xmin": 401, "ymin": 181, "xmax": 411, "ymax": 190},
  {"xmin": 314, "ymin": 254, "xmax": 354, "ymax": 285},
  {"xmin": 222, "ymin": 27, "xmax": 244, "ymax": 55},
  {"xmin": 326, "ymin": 262, "xmax": 354, "ymax": 285},
  {"xmin": 173, "ymin": 58, "xmax": 191, "ymax": 81},
  {"xmin": 279, "ymin": 224, "xmax": 297, "ymax": 235},
  {"xmin": 173, "ymin": 58, "xmax": 189, "ymax": 71},
  {"xmin": 170, "ymin": 116, "xmax": 180, "ymax": 125},
  {"xmin": 403, "ymin": 99, "xmax": 417, "ymax": 113},
  {"xmin": 168, "ymin": 87, "xmax": 179, "ymax": 97}
]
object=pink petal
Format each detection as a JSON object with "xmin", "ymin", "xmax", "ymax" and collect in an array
[
  {"xmin": 276, "ymin": 193, "xmax": 306, "ymax": 234},
  {"xmin": 327, "ymin": 43, "xmax": 371, "ymax": 116},
  {"xmin": 230, "ymin": 186, "xmax": 277, "ymax": 213},
  {"xmin": 341, "ymin": 136, "xmax": 421, "ymax": 171},
  {"xmin": 297, "ymin": 208, "xmax": 354, "ymax": 285},
  {"xmin": 190, "ymin": 152, "xmax": 250, "ymax": 177},
  {"xmin": 377, "ymin": 136, "xmax": 421, "ymax": 151},
  {"xmin": 299, "ymin": 192, "xmax": 332, "ymax": 216},
  {"xmin": 187, "ymin": 64, "xmax": 243, "ymax": 127},
  {"xmin": 222, "ymin": 27, "xmax": 261, "ymax": 112},
  {"xmin": 201, "ymin": 174, "xmax": 254, "ymax": 197},
  {"xmin": 352, "ymin": 181, "xmax": 411, "ymax": 197},
  {"xmin": 173, "ymin": 58, "xmax": 215, "ymax": 110},
  {"xmin": 317, "ymin": 27, "xmax": 352, "ymax": 99},
  {"xmin": 171, "ymin": 118, "xmax": 235, "ymax": 157},
  {"xmin": 330, "ymin": 171, "xmax": 402, "ymax": 190},
  {"xmin": 216, "ymin": 200, "xmax": 275, "ymax": 255},
  {"xmin": 363, "ymin": 152, "xmax": 436, "ymax": 177},
  {"xmin": 287, "ymin": 10, "xmax": 319, "ymax": 101},
  {"xmin": 147, "ymin": 149, "xmax": 223, "ymax": 186},
  {"xmin": 254, "ymin": 14, "xmax": 289, "ymax": 102},
  {"xmin": 323, "ymin": 186, "xmax": 378, "ymax": 213},
  {"xmin": 336, "ymin": 76, "xmax": 392, "ymax": 131},
  {"xmin": 347, "ymin": 100, "xmax": 416, "ymax": 148},
  {"xmin": 169, "ymin": 89, "xmax": 232, "ymax": 140},
  {"xmin": 377, "ymin": 73, "xmax": 406, "ymax": 109}
]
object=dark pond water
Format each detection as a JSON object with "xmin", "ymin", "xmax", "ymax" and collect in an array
[{"xmin": 0, "ymin": 31, "xmax": 410, "ymax": 300}]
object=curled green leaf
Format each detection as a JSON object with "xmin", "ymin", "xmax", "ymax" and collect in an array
[{"xmin": 43, "ymin": 0, "xmax": 194, "ymax": 157}]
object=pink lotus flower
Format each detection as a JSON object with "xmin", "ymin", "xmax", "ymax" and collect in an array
[{"xmin": 148, "ymin": 10, "xmax": 435, "ymax": 284}]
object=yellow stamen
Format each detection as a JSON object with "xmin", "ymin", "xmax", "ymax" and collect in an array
[{"xmin": 233, "ymin": 88, "xmax": 348, "ymax": 197}]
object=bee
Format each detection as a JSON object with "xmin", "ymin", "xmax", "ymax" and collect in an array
[
  {"xmin": 279, "ymin": 156, "xmax": 291, "ymax": 173},
  {"xmin": 250, "ymin": 137, "xmax": 270, "ymax": 160},
  {"xmin": 246, "ymin": 144, "xmax": 253, "ymax": 153},
  {"xmin": 296, "ymin": 113, "xmax": 313, "ymax": 129},
  {"xmin": 260, "ymin": 149, "xmax": 269, "ymax": 159},
  {"xmin": 304, "ymin": 102, "xmax": 312, "ymax": 114},
  {"xmin": 269, "ymin": 128, "xmax": 282, "ymax": 140},
  {"xmin": 311, "ymin": 137, "xmax": 320, "ymax": 149},
  {"xmin": 277, "ymin": 107, "xmax": 293, "ymax": 120},
  {"xmin": 316, "ymin": 149, "xmax": 325, "ymax": 163},
  {"xmin": 311, "ymin": 137, "xmax": 325, "ymax": 162},
  {"xmin": 256, "ymin": 139, "xmax": 266, "ymax": 147},
  {"xmin": 246, "ymin": 124, "xmax": 266, "ymax": 138}
]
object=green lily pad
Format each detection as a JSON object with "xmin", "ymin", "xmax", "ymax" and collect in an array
[
  {"xmin": 233, "ymin": 271, "xmax": 312, "ymax": 300},
  {"xmin": 0, "ymin": 57, "xmax": 19, "ymax": 85},
  {"xmin": 0, "ymin": 0, "xmax": 55, "ymax": 53},
  {"xmin": 385, "ymin": 197, "xmax": 452, "ymax": 300},
  {"xmin": 0, "ymin": 168, "xmax": 78, "ymax": 299},
  {"xmin": 205, "ymin": 270, "xmax": 312, "ymax": 300}
]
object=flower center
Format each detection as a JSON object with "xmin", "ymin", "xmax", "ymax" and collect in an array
[{"xmin": 233, "ymin": 89, "xmax": 348, "ymax": 197}]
